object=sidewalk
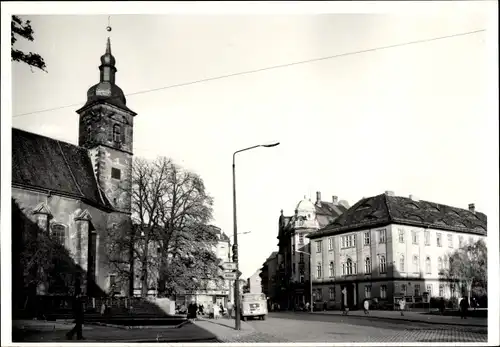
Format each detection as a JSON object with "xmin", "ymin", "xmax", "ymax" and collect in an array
[
  {"xmin": 312, "ymin": 309, "xmax": 488, "ymax": 327},
  {"xmin": 193, "ymin": 316, "xmax": 255, "ymax": 341},
  {"xmin": 12, "ymin": 319, "xmax": 219, "ymax": 342}
]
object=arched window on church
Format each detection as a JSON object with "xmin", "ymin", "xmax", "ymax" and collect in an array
[
  {"xmin": 51, "ymin": 224, "xmax": 66, "ymax": 246},
  {"xmin": 113, "ymin": 124, "xmax": 121, "ymax": 142}
]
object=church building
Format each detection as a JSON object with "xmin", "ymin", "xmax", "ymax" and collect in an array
[{"xmin": 12, "ymin": 37, "xmax": 135, "ymax": 297}]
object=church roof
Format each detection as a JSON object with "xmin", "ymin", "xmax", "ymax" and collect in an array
[
  {"xmin": 12, "ymin": 128, "xmax": 114, "ymax": 211},
  {"xmin": 308, "ymin": 193, "xmax": 487, "ymax": 239}
]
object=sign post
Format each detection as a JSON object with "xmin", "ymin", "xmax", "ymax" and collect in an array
[
  {"xmin": 223, "ymin": 272, "xmax": 237, "ymax": 280},
  {"xmin": 220, "ymin": 262, "xmax": 238, "ymax": 271}
]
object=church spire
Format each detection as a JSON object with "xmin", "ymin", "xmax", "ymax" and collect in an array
[{"xmin": 99, "ymin": 37, "xmax": 117, "ymax": 84}]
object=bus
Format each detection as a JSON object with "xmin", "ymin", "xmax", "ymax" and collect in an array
[{"xmin": 240, "ymin": 293, "xmax": 268, "ymax": 321}]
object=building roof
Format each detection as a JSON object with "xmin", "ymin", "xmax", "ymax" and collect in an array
[
  {"xmin": 308, "ymin": 193, "xmax": 487, "ymax": 239},
  {"xmin": 208, "ymin": 225, "xmax": 230, "ymax": 242},
  {"xmin": 315, "ymin": 200, "xmax": 349, "ymax": 228},
  {"xmin": 12, "ymin": 128, "xmax": 114, "ymax": 211}
]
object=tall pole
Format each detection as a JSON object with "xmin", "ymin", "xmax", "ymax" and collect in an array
[
  {"xmin": 310, "ymin": 248, "xmax": 313, "ymax": 313},
  {"xmin": 232, "ymin": 155, "xmax": 241, "ymax": 331},
  {"xmin": 232, "ymin": 143, "xmax": 279, "ymax": 330}
]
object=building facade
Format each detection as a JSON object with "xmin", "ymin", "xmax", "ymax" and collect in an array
[
  {"xmin": 12, "ymin": 37, "xmax": 135, "ymax": 297},
  {"xmin": 307, "ymin": 191, "xmax": 487, "ymax": 310},
  {"xmin": 247, "ymin": 270, "xmax": 263, "ymax": 295},
  {"xmin": 276, "ymin": 192, "xmax": 349, "ymax": 309},
  {"xmin": 260, "ymin": 252, "xmax": 278, "ymax": 307}
]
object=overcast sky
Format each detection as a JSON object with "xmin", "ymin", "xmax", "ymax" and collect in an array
[{"xmin": 2, "ymin": 2, "xmax": 498, "ymax": 283}]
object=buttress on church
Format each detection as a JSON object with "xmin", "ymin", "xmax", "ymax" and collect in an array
[{"xmin": 12, "ymin": 37, "xmax": 134, "ymax": 296}]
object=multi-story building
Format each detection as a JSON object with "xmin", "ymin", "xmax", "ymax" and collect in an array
[
  {"xmin": 276, "ymin": 192, "xmax": 349, "ymax": 309},
  {"xmin": 307, "ymin": 191, "xmax": 487, "ymax": 310},
  {"xmin": 247, "ymin": 270, "xmax": 263, "ymax": 294},
  {"xmin": 260, "ymin": 252, "xmax": 279, "ymax": 307},
  {"xmin": 176, "ymin": 225, "xmax": 232, "ymax": 308}
]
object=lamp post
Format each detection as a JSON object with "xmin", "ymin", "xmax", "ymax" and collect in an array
[
  {"xmin": 233, "ymin": 142, "xmax": 280, "ymax": 330},
  {"xmin": 228, "ymin": 231, "xmax": 251, "ymax": 311},
  {"xmin": 295, "ymin": 249, "xmax": 314, "ymax": 313}
]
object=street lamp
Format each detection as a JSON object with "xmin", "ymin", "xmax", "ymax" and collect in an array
[
  {"xmin": 295, "ymin": 249, "xmax": 314, "ymax": 313},
  {"xmin": 233, "ymin": 142, "xmax": 280, "ymax": 330}
]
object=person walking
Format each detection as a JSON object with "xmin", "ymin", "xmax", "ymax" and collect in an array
[
  {"xmin": 439, "ymin": 297, "xmax": 446, "ymax": 315},
  {"xmin": 227, "ymin": 300, "xmax": 234, "ymax": 319},
  {"xmin": 213, "ymin": 303, "xmax": 220, "ymax": 319},
  {"xmin": 341, "ymin": 288, "xmax": 349, "ymax": 315},
  {"xmin": 66, "ymin": 293, "xmax": 84, "ymax": 340},
  {"xmin": 460, "ymin": 295, "xmax": 469, "ymax": 319},
  {"xmin": 399, "ymin": 298, "xmax": 406, "ymax": 316},
  {"xmin": 363, "ymin": 299, "xmax": 370, "ymax": 315}
]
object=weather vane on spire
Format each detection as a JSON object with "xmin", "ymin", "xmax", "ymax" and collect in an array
[{"xmin": 106, "ymin": 15, "xmax": 112, "ymax": 32}]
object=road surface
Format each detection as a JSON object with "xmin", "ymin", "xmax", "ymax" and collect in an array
[{"xmin": 219, "ymin": 311, "xmax": 487, "ymax": 343}]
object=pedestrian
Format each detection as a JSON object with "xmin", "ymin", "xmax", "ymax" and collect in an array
[
  {"xmin": 363, "ymin": 299, "xmax": 370, "ymax": 315},
  {"xmin": 399, "ymin": 298, "xmax": 405, "ymax": 316},
  {"xmin": 305, "ymin": 302, "xmax": 310, "ymax": 311},
  {"xmin": 66, "ymin": 293, "xmax": 84, "ymax": 340},
  {"xmin": 341, "ymin": 288, "xmax": 349, "ymax": 315},
  {"xmin": 439, "ymin": 298, "xmax": 446, "ymax": 315},
  {"xmin": 213, "ymin": 303, "xmax": 220, "ymax": 319},
  {"xmin": 323, "ymin": 301, "xmax": 327, "ymax": 311},
  {"xmin": 227, "ymin": 300, "xmax": 234, "ymax": 319},
  {"xmin": 460, "ymin": 296, "xmax": 469, "ymax": 319},
  {"xmin": 188, "ymin": 301, "xmax": 198, "ymax": 320},
  {"xmin": 100, "ymin": 300, "xmax": 106, "ymax": 316}
]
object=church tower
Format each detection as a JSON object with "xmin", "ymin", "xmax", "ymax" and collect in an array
[{"xmin": 76, "ymin": 37, "xmax": 136, "ymax": 214}]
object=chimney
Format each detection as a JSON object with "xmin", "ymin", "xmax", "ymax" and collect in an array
[
  {"xmin": 332, "ymin": 196, "xmax": 338, "ymax": 204},
  {"xmin": 468, "ymin": 203, "xmax": 475, "ymax": 213},
  {"xmin": 385, "ymin": 191, "xmax": 395, "ymax": 196},
  {"xmin": 316, "ymin": 191, "xmax": 321, "ymax": 204},
  {"xmin": 409, "ymin": 194, "xmax": 419, "ymax": 201}
]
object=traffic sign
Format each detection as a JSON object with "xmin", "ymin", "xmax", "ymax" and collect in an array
[
  {"xmin": 220, "ymin": 262, "xmax": 237, "ymax": 271},
  {"xmin": 223, "ymin": 272, "xmax": 238, "ymax": 280}
]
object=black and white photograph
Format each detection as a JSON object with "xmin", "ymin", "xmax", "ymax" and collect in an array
[{"xmin": 1, "ymin": 1, "xmax": 498, "ymax": 345}]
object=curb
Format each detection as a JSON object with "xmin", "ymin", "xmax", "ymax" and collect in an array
[
  {"xmin": 311, "ymin": 312, "xmax": 487, "ymax": 328},
  {"xmin": 87, "ymin": 320, "xmax": 190, "ymax": 330}
]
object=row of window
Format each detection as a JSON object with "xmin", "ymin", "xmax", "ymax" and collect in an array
[
  {"xmin": 398, "ymin": 254, "xmax": 451, "ymax": 274},
  {"xmin": 316, "ymin": 283, "xmax": 452, "ymax": 301},
  {"xmin": 316, "ymin": 256, "xmax": 386, "ymax": 278},
  {"xmin": 315, "ymin": 253, "xmax": 451, "ymax": 278},
  {"xmin": 315, "ymin": 285, "xmax": 388, "ymax": 301},
  {"xmin": 316, "ymin": 229, "xmax": 466, "ymax": 252},
  {"xmin": 397, "ymin": 283, "xmax": 452, "ymax": 297},
  {"xmin": 398, "ymin": 228, "xmax": 463, "ymax": 248}
]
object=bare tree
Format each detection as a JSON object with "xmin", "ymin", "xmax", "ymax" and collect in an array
[
  {"xmin": 104, "ymin": 156, "xmax": 220, "ymax": 298},
  {"xmin": 441, "ymin": 238, "xmax": 487, "ymax": 302}
]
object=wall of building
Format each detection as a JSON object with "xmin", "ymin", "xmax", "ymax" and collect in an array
[
  {"xmin": 311, "ymin": 223, "xmax": 486, "ymax": 309},
  {"xmin": 12, "ymin": 187, "xmax": 118, "ymax": 294},
  {"xmin": 248, "ymin": 271, "xmax": 262, "ymax": 294}
]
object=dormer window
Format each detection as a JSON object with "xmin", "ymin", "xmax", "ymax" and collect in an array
[{"xmin": 113, "ymin": 124, "xmax": 121, "ymax": 142}]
